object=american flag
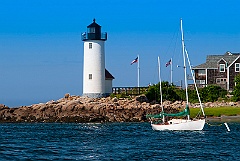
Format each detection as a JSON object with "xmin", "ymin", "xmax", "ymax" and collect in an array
[
  {"xmin": 165, "ymin": 59, "xmax": 171, "ymax": 67},
  {"xmin": 130, "ymin": 57, "xmax": 138, "ymax": 65}
]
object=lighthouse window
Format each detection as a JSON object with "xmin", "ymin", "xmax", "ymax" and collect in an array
[
  {"xmin": 89, "ymin": 27, "xmax": 95, "ymax": 33},
  {"xmin": 89, "ymin": 74, "xmax": 92, "ymax": 80},
  {"xmin": 89, "ymin": 43, "xmax": 92, "ymax": 49}
]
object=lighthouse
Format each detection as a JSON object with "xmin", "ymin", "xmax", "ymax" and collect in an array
[{"xmin": 81, "ymin": 19, "xmax": 114, "ymax": 98}]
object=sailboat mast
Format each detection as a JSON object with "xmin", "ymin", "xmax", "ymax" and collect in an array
[
  {"xmin": 185, "ymin": 48, "xmax": 205, "ymax": 117},
  {"xmin": 171, "ymin": 58, "xmax": 173, "ymax": 85},
  {"xmin": 180, "ymin": 19, "xmax": 189, "ymax": 105},
  {"xmin": 158, "ymin": 56, "xmax": 164, "ymax": 122},
  {"xmin": 181, "ymin": 19, "xmax": 190, "ymax": 120},
  {"xmin": 137, "ymin": 54, "xmax": 140, "ymax": 87}
]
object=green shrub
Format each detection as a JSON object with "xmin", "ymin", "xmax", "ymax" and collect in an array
[
  {"xmin": 110, "ymin": 93, "xmax": 130, "ymax": 99},
  {"xmin": 232, "ymin": 74, "xmax": 240, "ymax": 101},
  {"xmin": 145, "ymin": 82, "xmax": 227, "ymax": 103},
  {"xmin": 200, "ymin": 85, "xmax": 227, "ymax": 102},
  {"xmin": 145, "ymin": 81, "xmax": 181, "ymax": 102}
]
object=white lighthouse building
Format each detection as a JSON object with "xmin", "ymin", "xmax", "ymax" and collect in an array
[{"xmin": 82, "ymin": 19, "xmax": 114, "ymax": 98}]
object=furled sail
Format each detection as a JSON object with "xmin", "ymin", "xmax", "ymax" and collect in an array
[{"xmin": 146, "ymin": 105, "xmax": 190, "ymax": 119}]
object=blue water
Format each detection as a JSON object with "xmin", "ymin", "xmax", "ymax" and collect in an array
[{"xmin": 0, "ymin": 122, "xmax": 239, "ymax": 161}]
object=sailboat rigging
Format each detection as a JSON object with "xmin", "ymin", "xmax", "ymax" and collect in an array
[{"xmin": 147, "ymin": 19, "xmax": 206, "ymax": 131}]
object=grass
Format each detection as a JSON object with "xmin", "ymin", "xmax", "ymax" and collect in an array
[{"xmin": 190, "ymin": 106, "xmax": 240, "ymax": 118}]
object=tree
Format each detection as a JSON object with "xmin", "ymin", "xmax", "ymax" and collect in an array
[
  {"xmin": 145, "ymin": 81, "xmax": 227, "ymax": 103},
  {"xmin": 232, "ymin": 74, "xmax": 240, "ymax": 101},
  {"xmin": 200, "ymin": 85, "xmax": 227, "ymax": 102},
  {"xmin": 145, "ymin": 81, "xmax": 180, "ymax": 102}
]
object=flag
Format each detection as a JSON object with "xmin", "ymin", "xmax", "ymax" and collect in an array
[
  {"xmin": 130, "ymin": 57, "xmax": 138, "ymax": 65},
  {"xmin": 165, "ymin": 59, "xmax": 171, "ymax": 67}
]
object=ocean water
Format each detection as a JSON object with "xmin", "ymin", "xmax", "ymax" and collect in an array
[{"xmin": 0, "ymin": 122, "xmax": 239, "ymax": 161}]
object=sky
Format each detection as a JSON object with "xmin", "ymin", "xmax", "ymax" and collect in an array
[{"xmin": 0, "ymin": 0, "xmax": 240, "ymax": 107}]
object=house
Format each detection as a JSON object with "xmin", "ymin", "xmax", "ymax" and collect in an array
[{"xmin": 193, "ymin": 51, "xmax": 240, "ymax": 91}]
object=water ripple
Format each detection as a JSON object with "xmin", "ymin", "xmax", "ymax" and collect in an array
[{"xmin": 0, "ymin": 122, "xmax": 239, "ymax": 160}]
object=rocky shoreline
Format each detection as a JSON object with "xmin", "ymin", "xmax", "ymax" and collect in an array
[{"xmin": 0, "ymin": 94, "xmax": 240, "ymax": 123}]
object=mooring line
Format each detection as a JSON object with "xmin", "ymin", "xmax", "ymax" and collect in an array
[
  {"xmin": 206, "ymin": 122, "xmax": 230, "ymax": 132},
  {"xmin": 206, "ymin": 122, "xmax": 222, "ymax": 126}
]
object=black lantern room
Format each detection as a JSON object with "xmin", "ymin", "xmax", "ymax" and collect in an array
[{"xmin": 82, "ymin": 19, "xmax": 107, "ymax": 41}]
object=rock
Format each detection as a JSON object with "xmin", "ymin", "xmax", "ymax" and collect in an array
[
  {"xmin": 135, "ymin": 95, "xmax": 149, "ymax": 103},
  {"xmin": 229, "ymin": 102, "xmax": 235, "ymax": 106},
  {"xmin": 112, "ymin": 97, "xmax": 118, "ymax": 102},
  {"xmin": 2, "ymin": 95, "xmax": 239, "ymax": 123},
  {"xmin": 92, "ymin": 106, "xmax": 100, "ymax": 113},
  {"xmin": 64, "ymin": 93, "xmax": 70, "ymax": 99},
  {"xmin": 0, "ymin": 104, "xmax": 9, "ymax": 110},
  {"xmin": 116, "ymin": 106, "xmax": 124, "ymax": 110}
]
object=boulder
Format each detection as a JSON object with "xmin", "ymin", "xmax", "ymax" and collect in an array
[
  {"xmin": 135, "ymin": 95, "xmax": 149, "ymax": 103},
  {"xmin": 64, "ymin": 93, "xmax": 70, "ymax": 99},
  {"xmin": 0, "ymin": 104, "xmax": 9, "ymax": 110},
  {"xmin": 112, "ymin": 97, "xmax": 118, "ymax": 102}
]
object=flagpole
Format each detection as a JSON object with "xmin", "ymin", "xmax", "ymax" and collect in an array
[
  {"xmin": 137, "ymin": 54, "xmax": 140, "ymax": 87},
  {"xmin": 171, "ymin": 58, "xmax": 173, "ymax": 84}
]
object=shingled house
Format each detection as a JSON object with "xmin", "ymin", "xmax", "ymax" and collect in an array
[{"xmin": 193, "ymin": 51, "xmax": 240, "ymax": 91}]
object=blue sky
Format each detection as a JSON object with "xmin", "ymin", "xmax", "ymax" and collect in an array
[{"xmin": 0, "ymin": 0, "xmax": 240, "ymax": 107}]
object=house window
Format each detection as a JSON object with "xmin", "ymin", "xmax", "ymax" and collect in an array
[
  {"xmin": 198, "ymin": 69, "xmax": 206, "ymax": 76},
  {"xmin": 89, "ymin": 74, "xmax": 92, "ymax": 80},
  {"xmin": 89, "ymin": 43, "xmax": 92, "ymax": 49},
  {"xmin": 216, "ymin": 78, "xmax": 227, "ymax": 84},
  {"xmin": 235, "ymin": 63, "xmax": 240, "ymax": 72},
  {"xmin": 196, "ymin": 80, "xmax": 205, "ymax": 84},
  {"xmin": 219, "ymin": 64, "xmax": 225, "ymax": 72}
]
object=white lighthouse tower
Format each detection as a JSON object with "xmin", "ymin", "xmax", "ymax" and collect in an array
[{"xmin": 82, "ymin": 19, "xmax": 113, "ymax": 98}]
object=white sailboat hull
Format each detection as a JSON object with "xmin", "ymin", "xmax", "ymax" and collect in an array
[{"xmin": 151, "ymin": 119, "xmax": 205, "ymax": 131}]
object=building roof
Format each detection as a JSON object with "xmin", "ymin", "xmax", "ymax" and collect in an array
[
  {"xmin": 87, "ymin": 19, "xmax": 101, "ymax": 28},
  {"xmin": 193, "ymin": 51, "xmax": 240, "ymax": 69},
  {"xmin": 105, "ymin": 69, "xmax": 115, "ymax": 80}
]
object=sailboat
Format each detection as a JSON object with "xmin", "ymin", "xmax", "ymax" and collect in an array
[{"xmin": 147, "ymin": 19, "xmax": 205, "ymax": 131}]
